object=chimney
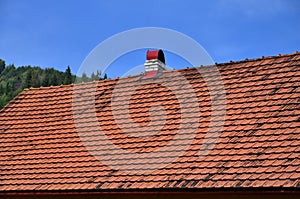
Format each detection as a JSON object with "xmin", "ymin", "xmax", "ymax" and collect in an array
[{"xmin": 144, "ymin": 49, "xmax": 166, "ymax": 72}]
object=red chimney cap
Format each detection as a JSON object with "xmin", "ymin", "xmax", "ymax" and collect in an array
[{"xmin": 146, "ymin": 49, "xmax": 165, "ymax": 64}]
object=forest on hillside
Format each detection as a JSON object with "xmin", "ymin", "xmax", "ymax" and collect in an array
[{"xmin": 0, "ymin": 59, "xmax": 107, "ymax": 109}]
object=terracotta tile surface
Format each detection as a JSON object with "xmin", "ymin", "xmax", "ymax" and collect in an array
[{"xmin": 0, "ymin": 52, "xmax": 300, "ymax": 192}]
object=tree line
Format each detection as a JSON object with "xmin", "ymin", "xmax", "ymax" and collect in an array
[{"xmin": 0, "ymin": 59, "xmax": 107, "ymax": 109}]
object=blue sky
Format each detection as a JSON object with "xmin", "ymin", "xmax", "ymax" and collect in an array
[{"xmin": 0, "ymin": 0, "xmax": 299, "ymax": 78}]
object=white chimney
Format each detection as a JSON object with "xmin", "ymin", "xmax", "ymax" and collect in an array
[{"xmin": 144, "ymin": 49, "xmax": 166, "ymax": 72}]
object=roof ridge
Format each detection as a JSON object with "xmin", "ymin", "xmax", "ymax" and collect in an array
[
  {"xmin": 215, "ymin": 51, "xmax": 300, "ymax": 66},
  {"xmin": 12, "ymin": 51, "xmax": 300, "ymax": 92}
]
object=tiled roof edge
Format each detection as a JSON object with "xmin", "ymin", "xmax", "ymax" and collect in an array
[
  {"xmin": 0, "ymin": 89, "xmax": 28, "ymax": 114},
  {"xmin": 0, "ymin": 187, "xmax": 299, "ymax": 195}
]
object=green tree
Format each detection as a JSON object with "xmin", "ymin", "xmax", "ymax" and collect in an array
[
  {"xmin": 24, "ymin": 70, "xmax": 32, "ymax": 88},
  {"xmin": 49, "ymin": 73, "xmax": 58, "ymax": 86},
  {"xmin": 0, "ymin": 59, "xmax": 5, "ymax": 74},
  {"xmin": 103, "ymin": 73, "xmax": 107, "ymax": 80},
  {"xmin": 63, "ymin": 66, "xmax": 72, "ymax": 85},
  {"xmin": 93, "ymin": 70, "xmax": 103, "ymax": 81},
  {"xmin": 0, "ymin": 84, "xmax": 3, "ymax": 95},
  {"xmin": 42, "ymin": 73, "xmax": 49, "ymax": 86},
  {"xmin": 81, "ymin": 72, "xmax": 88, "ymax": 82},
  {"xmin": 5, "ymin": 82, "xmax": 10, "ymax": 95},
  {"xmin": 0, "ymin": 58, "xmax": 108, "ymax": 109},
  {"xmin": 15, "ymin": 77, "xmax": 22, "ymax": 89},
  {"xmin": 91, "ymin": 72, "xmax": 97, "ymax": 81}
]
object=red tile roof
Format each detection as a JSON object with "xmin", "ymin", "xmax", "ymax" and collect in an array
[{"xmin": 0, "ymin": 52, "xmax": 300, "ymax": 193}]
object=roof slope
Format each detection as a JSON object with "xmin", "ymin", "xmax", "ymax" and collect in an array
[{"xmin": 0, "ymin": 52, "xmax": 300, "ymax": 192}]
